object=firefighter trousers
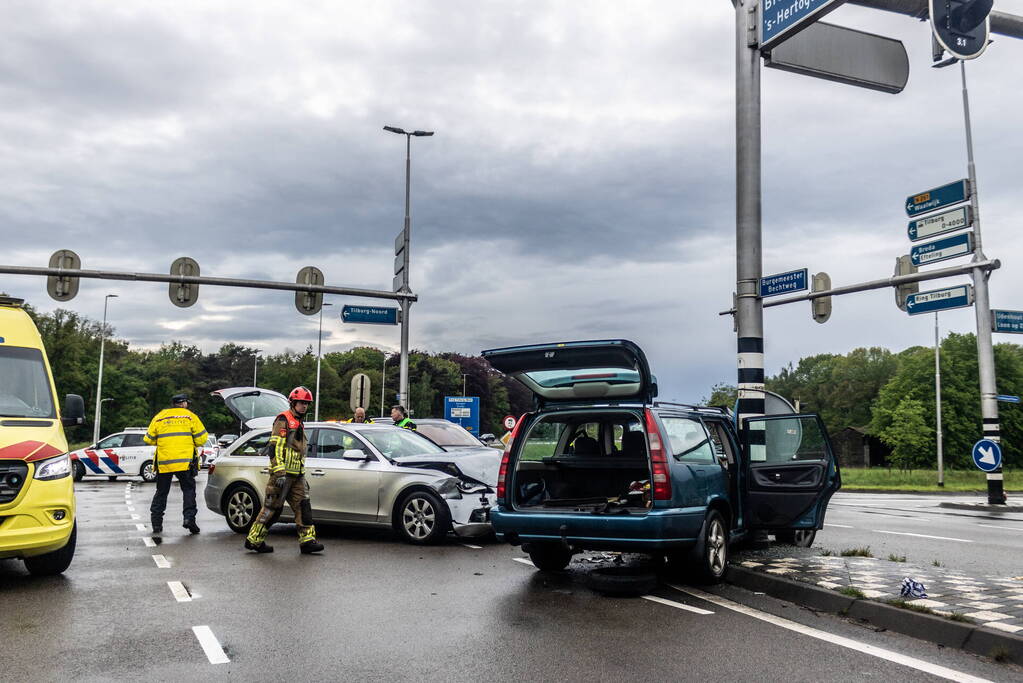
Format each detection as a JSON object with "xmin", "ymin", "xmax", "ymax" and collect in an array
[{"xmin": 246, "ymin": 474, "xmax": 316, "ymax": 545}]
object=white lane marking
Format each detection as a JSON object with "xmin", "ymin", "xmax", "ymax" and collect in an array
[
  {"xmin": 641, "ymin": 594, "xmax": 714, "ymax": 615},
  {"xmin": 461, "ymin": 543, "xmax": 483, "ymax": 550},
  {"xmin": 192, "ymin": 625, "xmax": 230, "ymax": 665},
  {"xmin": 142, "ymin": 537, "xmax": 156, "ymax": 548},
  {"xmin": 670, "ymin": 585, "xmax": 992, "ymax": 683},
  {"xmin": 873, "ymin": 530, "xmax": 973, "ymax": 543},
  {"xmin": 512, "ymin": 557, "xmax": 534, "ymax": 566},
  {"xmin": 130, "ymin": 514, "xmax": 140, "ymax": 520},
  {"xmin": 168, "ymin": 581, "xmax": 192, "ymax": 602},
  {"xmin": 126, "ymin": 506, "xmax": 135, "ymax": 511},
  {"xmin": 152, "ymin": 554, "xmax": 171, "ymax": 568},
  {"xmin": 824, "ymin": 523, "xmax": 854, "ymax": 528},
  {"xmin": 135, "ymin": 524, "xmax": 147, "ymax": 531},
  {"xmin": 977, "ymin": 523, "xmax": 1023, "ymax": 531}
]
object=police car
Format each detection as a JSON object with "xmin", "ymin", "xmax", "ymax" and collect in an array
[{"xmin": 70, "ymin": 428, "xmax": 157, "ymax": 482}]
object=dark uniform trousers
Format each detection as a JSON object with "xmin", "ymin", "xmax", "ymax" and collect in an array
[{"xmin": 150, "ymin": 471, "xmax": 197, "ymax": 526}]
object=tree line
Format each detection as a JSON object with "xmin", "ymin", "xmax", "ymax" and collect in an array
[
  {"xmin": 706, "ymin": 335, "xmax": 1023, "ymax": 469},
  {"xmin": 27, "ymin": 305, "xmax": 532, "ymax": 444}
]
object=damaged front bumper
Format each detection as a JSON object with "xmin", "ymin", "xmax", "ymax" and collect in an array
[{"xmin": 433, "ymin": 478, "xmax": 496, "ymax": 538}]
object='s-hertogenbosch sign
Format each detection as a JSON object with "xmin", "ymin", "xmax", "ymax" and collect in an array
[
  {"xmin": 907, "ymin": 206, "xmax": 971, "ymax": 242},
  {"xmin": 760, "ymin": 0, "xmax": 846, "ymax": 50},
  {"xmin": 760, "ymin": 268, "xmax": 808, "ymax": 298}
]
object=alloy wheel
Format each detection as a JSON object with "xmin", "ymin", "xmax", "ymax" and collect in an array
[
  {"xmin": 707, "ymin": 518, "xmax": 727, "ymax": 576},
  {"xmin": 229, "ymin": 489, "xmax": 255, "ymax": 528},
  {"xmin": 403, "ymin": 497, "xmax": 436, "ymax": 540}
]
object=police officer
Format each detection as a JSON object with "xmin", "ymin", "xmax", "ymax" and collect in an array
[
  {"xmin": 345, "ymin": 407, "xmax": 370, "ymax": 423},
  {"xmin": 144, "ymin": 393, "xmax": 207, "ymax": 535},
  {"xmin": 390, "ymin": 405, "xmax": 416, "ymax": 430},
  {"xmin": 245, "ymin": 386, "xmax": 324, "ymax": 554}
]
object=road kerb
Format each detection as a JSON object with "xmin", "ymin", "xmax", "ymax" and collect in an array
[
  {"xmin": 938, "ymin": 501, "xmax": 1023, "ymax": 513},
  {"xmin": 725, "ymin": 566, "xmax": 1023, "ymax": 663}
]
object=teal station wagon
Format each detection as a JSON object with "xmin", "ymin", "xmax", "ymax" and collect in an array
[{"xmin": 482, "ymin": 339, "xmax": 841, "ymax": 582}]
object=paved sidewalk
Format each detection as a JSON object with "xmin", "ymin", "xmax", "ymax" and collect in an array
[{"xmin": 735, "ymin": 550, "xmax": 1023, "ymax": 634}]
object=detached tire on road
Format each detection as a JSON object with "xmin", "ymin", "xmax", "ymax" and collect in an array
[
  {"xmin": 24, "ymin": 522, "xmax": 76, "ymax": 576},
  {"xmin": 526, "ymin": 543, "xmax": 573, "ymax": 571},
  {"xmin": 775, "ymin": 529, "xmax": 816, "ymax": 548},
  {"xmin": 586, "ymin": 566, "xmax": 658, "ymax": 596},
  {"xmin": 395, "ymin": 490, "xmax": 451, "ymax": 545}
]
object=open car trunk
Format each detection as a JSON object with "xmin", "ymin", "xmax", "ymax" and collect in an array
[{"xmin": 512, "ymin": 411, "xmax": 652, "ymax": 514}]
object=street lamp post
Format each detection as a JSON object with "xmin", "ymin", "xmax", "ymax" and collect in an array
[
  {"xmin": 314, "ymin": 302, "xmax": 333, "ymax": 421},
  {"xmin": 380, "ymin": 351, "xmax": 394, "ymax": 417},
  {"xmin": 462, "ymin": 373, "xmax": 469, "ymax": 397},
  {"xmin": 93, "ymin": 294, "xmax": 118, "ymax": 444},
  {"xmin": 383, "ymin": 124, "xmax": 433, "ymax": 410},
  {"xmin": 253, "ymin": 351, "xmax": 259, "ymax": 387}
]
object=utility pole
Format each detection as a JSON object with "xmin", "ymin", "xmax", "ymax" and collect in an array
[
  {"xmin": 92, "ymin": 293, "xmax": 118, "ymax": 444},
  {"xmin": 314, "ymin": 302, "xmax": 333, "ymax": 421},
  {"xmin": 462, "ymin": 373, "xmax": 469, "ymax": 397},
  {"xmin": 253, "ymin": 351, "xmax": 259, "ymax": 387},
  {"xmin": 383, "ymin": 125, "xmax": 433, "ymax": 411},
  {"xmin": 935, "ymin": 312, "xmax": 944, "ymax": 487},
  {"xmin": 958, "ymin": 60, "xmax": 1004, "ymax": 504}
]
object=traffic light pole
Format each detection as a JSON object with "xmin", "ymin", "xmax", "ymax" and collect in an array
[{"xmin": 959, "ymin": 60, "xmax": 1005, "ymax": 504}]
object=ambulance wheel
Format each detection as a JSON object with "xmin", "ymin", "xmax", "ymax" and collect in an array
[
  {"xmin": 107, "ymin": 476, "xmax": 118, "ymax": 482},
  {"xmin": 72, "ymin": 461, "xmax": 85, "ymax": 482},
  {"xmin": 25, "ymin": 523, "xmax": 76, "ymax": 576},
  {"xmin": 140, "ymin": 461, "xmax": 157, "ymax": 483}
]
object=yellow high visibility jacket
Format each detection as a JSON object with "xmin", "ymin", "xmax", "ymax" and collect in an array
[{"xmin": 143, "ymin": 408, "xmax": 207, "ymax": 473}]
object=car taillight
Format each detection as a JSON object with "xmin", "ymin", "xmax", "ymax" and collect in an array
[
  {"xmin": 645, "ymin": 409, "xmax": 671, "ymax": 501},
  {"xmin": 496, "ymin": 413, "xmax": 528, "ymax": 504}
]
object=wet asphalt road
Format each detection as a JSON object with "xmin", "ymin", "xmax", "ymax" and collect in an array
[
  {"xmin": 817, "ymin": 493, "xmax": 1023, "ymax": 577},
  {"xmin": 1, "ymin": 476, "xmax": 1020, "ymax": 682}
]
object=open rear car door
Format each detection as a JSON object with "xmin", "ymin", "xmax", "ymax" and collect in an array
[{"xmin": 741, "ymin": 414, "xmax": 841, "ymax": 530}]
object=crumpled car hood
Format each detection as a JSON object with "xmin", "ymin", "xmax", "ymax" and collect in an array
[{"xmin": 393, "ymin": 447, "xmax": 502, "ymax": 487}]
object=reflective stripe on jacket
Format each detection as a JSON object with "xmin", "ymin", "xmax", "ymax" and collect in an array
[
  {"xmin": 396, "ymin": 417, "xmax": 417, "ymax": 431},
  {"xmin": 143, "ymin": 408, "xmax": 207, "ymax": 473},
  {"xmin": 270, "ymin": 411, "xmax": 306, "ymax": 475}
]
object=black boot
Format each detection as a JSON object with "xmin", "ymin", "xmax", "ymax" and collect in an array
[
  {"xmin": 152, "ymin": 522, "xmax": 163, "ymax": 534},
  {"xmin": 183, "ymin": 519, "xmax": 200, "ymax": 534},
  {"xmin": 300, "ymin": 540, "xmax": 324, "ymax": 554},
  {"xmin": 245, "ymin": 539, "xmax": 274, "ymax": 553}
]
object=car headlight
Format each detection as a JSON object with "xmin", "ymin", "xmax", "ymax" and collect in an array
[
  {"xmin": 456, "ymin": 480, "xmax": 490, "ymax": 495},
  {"xmin": 34, "ymin": 453, "xmax": 72, "ymax": 481}
]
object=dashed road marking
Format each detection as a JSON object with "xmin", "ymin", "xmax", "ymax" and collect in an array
[
  {"xmin": 512, "ymin": 557, "xmax": 533, "ymax": 567},
  {"xmin": 461, "ymin": 543, "xmax": 483, "ymax": 549},
  {"xmin": 130, "ymin": 514, "xmax": 140, "ymax": 520},
  {"xmin": 126, "ymin": 505, "xmax": 135, "ymax": 511},
  {"xmin": 152, "ymin": 554, "xmax": 171, "ymax": 568},
  {"xmin": 670, "ymin": 585, "xmax": 992, "ymax": 683},
  {"xmin": 142, "ymin": 537, "xmax": 156, "ymax": 547},
  {"xmin": 977, "ymin": 523, "xmax": 1022, "ymax": 531},
  {"xmin": 873, "ymin": 530, "xmax": 973, "ymax": 543},
  {"xmin": 192, "ymin": 625, "xmax": 230, "ymax": 664},
  {"xmin": 641, "ymin": 595, "xmax": 714, "ymax": 615},
  {"xmin": 168, "ymin": 581, "xmax": 192, "ymax": 602},
  {"xmin": 135, "ymin": 524, "xmax": 147, "ymax": 531},
  {"xmin": 824, "ymin": 523, "xmax": 854, "ymax": 528}
]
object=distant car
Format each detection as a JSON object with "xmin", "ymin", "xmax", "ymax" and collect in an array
[
  {"xmin": 70, "ymin": 428, "xmax": 157, "ymax": 482},
  {"xmin": 218, "ymin": 434, "xmax": 239, "ymax": 448},
  {"xmin": 205, "ymin": 421, "xmax": 500, "ymax": 544},
  {"xmin": 371, "ymin": 417, "xmax": 495, "ymax": 448},
  {"xmin": 201, "ymin": 435, "xmax": 219, "ymax": 468}
]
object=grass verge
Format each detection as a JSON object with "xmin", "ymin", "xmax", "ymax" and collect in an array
[
  {"xmin": 840, "ymin": 546, "xmax": 873, "ymax": 557},
  {"xmin": 840, "ymin": 468, "xmax": 1021, "ymax": 492}
]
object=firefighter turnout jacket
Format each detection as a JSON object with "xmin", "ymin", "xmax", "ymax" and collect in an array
[
  {"xmin": 144, "ymin": 408, "xmax": 208, "ymax": 473},
  {"xmin": 270, "ymin": 410, "xmax": 308, "ymax": 476}
]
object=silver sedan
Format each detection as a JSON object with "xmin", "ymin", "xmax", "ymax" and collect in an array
[{"xmin": 204, "ymin": 422, "xmax": 499, "ymax": 544}]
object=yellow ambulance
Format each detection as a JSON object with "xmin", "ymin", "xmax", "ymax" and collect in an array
[{"xmin": 0, "ymin": 296, "xmax": 84, "ymax": 575}]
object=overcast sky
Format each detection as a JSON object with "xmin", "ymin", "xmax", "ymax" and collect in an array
[{"xmin": 2, "ymin": 1, "xmax": 1021, "ymax": 402}]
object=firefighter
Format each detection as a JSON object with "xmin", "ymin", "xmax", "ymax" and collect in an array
[
  {"xmin": 144, "ymin": 393, "xmax": 207, "ymax": 535},
  {"xmin": 245, "ymin": 386, "xmax": 324, "ymax": 554},
  {"xmin": 345, "ymin": 407, "xmax": 370, "ymax": 423},
  {"xmin": 390, "ymin": 405, "xmax": 417, "ymax": 430}
]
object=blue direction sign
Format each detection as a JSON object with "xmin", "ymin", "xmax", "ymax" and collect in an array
[
  {"xmin": 341, "ymin": 305, "xmax": 399, "ymax": 325},
  {"xmin": 905, "ymin": 179, "xmax": 970, "ymax": 217},
  {"xmin": 760, "ymin": 268, "xmax": 808, "ymax": 298},
  {"xmin": 444, "ymin": 396, "xmax": 480, "ymax": 435},
  {"xmin": 972, "ymin": 438, "xmax": 1002, "ymax": 473},
  {"xmin": 906, "ymin": 284, "xmax": 973, "ymax": 316},
  {"xmin": 992, "ymin": 310, "xmax": 1023, "ymax": 334},
  {"xmin": 996, "ymin": 395, "xmax": 1020, "ymax": 404},
  {"xmin": 907, "ymin": 206, "xmax": 971, "ymax": 242},
  {"xmin": 910, "ymin": 232, "xmax": 973, "ymax": 267},
  {"xmin": 761, "ymin": 0, "xmax": 846, "ymax": 50}
]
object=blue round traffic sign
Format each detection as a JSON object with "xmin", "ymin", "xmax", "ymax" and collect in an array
[{"xmin": 972, "ymin": 439, "xmax": 1002, "ymax": 473}]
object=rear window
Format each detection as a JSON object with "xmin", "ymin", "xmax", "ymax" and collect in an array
[
  {"xmin": 225, "ymin": 391, "xmax": 289, "ymax": 421},
  {"xmin": 0, "ymin": 346, "xmax": 56, "ymax": 419}
]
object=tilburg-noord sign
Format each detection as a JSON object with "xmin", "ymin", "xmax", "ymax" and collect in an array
[{"xmin": 341, "ymin": 305, "xmax": 399, "ymax": 326}]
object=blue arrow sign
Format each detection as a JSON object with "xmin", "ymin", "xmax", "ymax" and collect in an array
[
  {"xmin": 972, "ymin": 439, "xmax": 1002, "ymax": 473},
  {"xmin": 760, "ymin": 268, "xmax": 808, "ymax": 298},
  {"xmin": 905, "ymin": 179, "xmax": 970, "ymax": 216},
  {"xmin": 906, "ymin": 284, "xmax": 973, "ymax": 316},
  {"xmin": 341, "ymin": 305, "xmax": 399, "ymax": 325},
  {"xmin": 992, "ymin": 309, "xmax": 1023, "ymax": 334},
  {"xmin": 996, "ymin": 395, "xmax": 1020, "ymax": 403},
  {"xmin": 907, "ymin": 206, "xmax": 971, "ymax": 242},
  {"xmin": 910, "ymin": 232, "xmax": 973, "ymax": 267},
  {"xmin": 761, "ymin": 0, "xmax": 846, "ymax": 50}
]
